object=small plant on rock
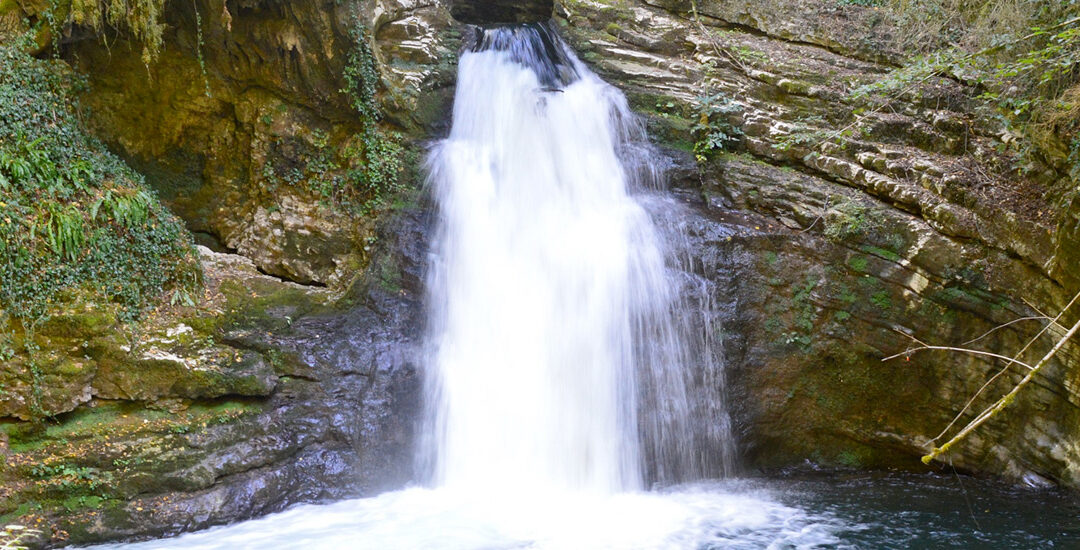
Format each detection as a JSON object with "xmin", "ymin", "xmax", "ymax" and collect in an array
[{"xmin": 691, "ymin": 92, "xmax": 744, "ymax": 163}]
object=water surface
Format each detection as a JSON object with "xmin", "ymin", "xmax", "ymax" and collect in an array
[{"xmin": 87, "ymin": 472, "xmax": 1079, "ymax": 549}]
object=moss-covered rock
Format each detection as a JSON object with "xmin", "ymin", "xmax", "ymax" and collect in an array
[{"xmin": 0, "ymin": 207, "xmax": 427, "ymax": 546}]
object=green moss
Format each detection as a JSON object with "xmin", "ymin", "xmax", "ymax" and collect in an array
[
  {"xmin": 3, "ymin": 399, "xmax": 260, "ymax": 456},
  {"xmin": 838, "ymin": 287, "xmax": 858, "ymax": 305},
  {"xmin": 870, "ymin": 291, "xmax": 892, "ymax": 310},
  {"xmin": 37, "ymin": 311, "xmax": 115, "ymax": 339},
  {"xmin": 378, "ymin": 261, "xmax": 402, "ymax": 294},
  {"xmin": 848, "ymin": 256, "xmax": 869, "ymax": 272},
  {"xmin": 935, "ymin": 284, "xmax": 995, "ymax": 309},
  {"xmin": 778, "ymin": 79, "xmax": 813, "ymax": 95},
  {"xmin": 862, "ymin": 245, "xmax": 902, "ymax": 262},
  {"xmin": 217, "ymin": 278, "xmax": 326, "ymax": 333},
  {"xmin": 3, "ymin": 405, "xmax": 122, "ymax": 452},
  {"xmin": 184, "ymin": 399, "xmax": 262, "ymax": 421},
  {"xmin": 61, "ymin": 495, "xmax": 104, "ymax": 511},
  {"xmin": 825, "ymin": 200, "xmax": 871, "ymax": 242},
  {"xmin": 0, "ymin": 0, "xmax": 21, "ymax": 15},
  {"xmin": 836, "ymin": 448, "xmax": 870, "ymax": 468}
]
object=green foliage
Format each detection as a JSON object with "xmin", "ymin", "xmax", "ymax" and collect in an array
[
  {"xmin": 853, "ymin": 4, "xmax": 1080, "ymax": 192},
  {"xmin": 691, "ymin": 91, "xmax": 744, "ymax": 162},
  {"xmin": 848, "ymin": 49, "xmax": 966, "ymax": 101},
  {"xmin": 777, "ymin": 275, "xmax": 820, "ymax": 352},
  {"xmin": 45, "ymin": 0, "xmax": 167, "ymax": 65},
  {"xmin": 848, "ymin": 256, "xmax": 870, "ymax": 272},
  {"xmin": 0, "ymin": 41, "xmax": 201, "ymax": 385},
  {"xmin": 870, "ymin": 290, "xmax": 893, "ymax": 310},
  {"xmin": 824, "ymin": 200, "xmax": 870, "ymax": 242},
  {"xmin": 263, "ymin": 19, "xmax": 408, "ymax": 217},
  {"xmin": 880, "ymin": 0, "xmax": 1076, "ymax": 53}
]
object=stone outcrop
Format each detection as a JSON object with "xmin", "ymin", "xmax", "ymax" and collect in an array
[
  {"xmin": 449, "ymin": 0, "xmax": 554, "ymax": 25},
  {"xmin": 57, "ymin": 0, "xmax": 458, "ymax": 287},
  {"xmin": 0, "ymin": 205, "xmax": 429, "ymax": 547},
  {"xmin": 1, "ymin": 1, "xmax": 448, "ymax": 546}
]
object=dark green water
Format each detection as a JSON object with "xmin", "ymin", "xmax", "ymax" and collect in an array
[{"xmin": 712, "ymin": 471, "xmax": 1080, "ymax": 548}]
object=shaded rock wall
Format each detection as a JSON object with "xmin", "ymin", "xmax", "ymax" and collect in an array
[
  {"xmin": 0, "ymin": 1, "xmax": 445, "ymax": 545},
  {"xmin": 449, "ymin": 0, "xmax": 554, "ymax": 25}
]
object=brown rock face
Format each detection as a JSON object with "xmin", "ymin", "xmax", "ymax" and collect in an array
[{"xmin": 62, "ymin": 0, "xmax": 458, "ymax": 287}]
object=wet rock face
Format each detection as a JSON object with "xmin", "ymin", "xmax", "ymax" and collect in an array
[
  {"xmin": 0, "ymin": 207, "xmax": 429, "ymax": 547},
  {"xmin": 554, "ymin": 0, "xmax": 1080, "ymax": 486},
  {"xmin": 449, "ymin": 0, "xmax": 554, "ymax": 25}
]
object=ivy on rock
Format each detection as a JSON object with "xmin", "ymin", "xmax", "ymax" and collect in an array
[{"xmin": 0, "ymin": 38, "xmax": 201, "ymax": 417}]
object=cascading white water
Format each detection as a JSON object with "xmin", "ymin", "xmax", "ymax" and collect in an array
[{"xmin": 422, "ymin": 23, "xmax": 733, "ymax": 494}]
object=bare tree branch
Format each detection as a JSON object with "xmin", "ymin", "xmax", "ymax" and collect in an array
[
  {"xmin": 922, "ymin": 308, "xmax": 1080, "ymax": 464},
  {"xmin": 883, "ymin": 290, "xmax": 1080, "ymax": 464}
]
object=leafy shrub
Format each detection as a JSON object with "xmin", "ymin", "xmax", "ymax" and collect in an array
[
  {"xmin": 692, "ymin": 92, "xmax": 744, "ymax": 162},
  {"xmin": 260, "ymin": 21, "xmax": 408, "ymax": 217},
  {"xmin": 879, "ymin": 0, "xmax": 1077, "ymax": 53},
  {"xmin": 0, "ymin": 40, "xmax": 201, "ymax": 330},
  {"xmin": 852, "ymin": 4, "xmax": 1080, "ymax": 197},
  {"xmin": 336, "ymin": 20, "xmax": 406, "ymax": 215}
]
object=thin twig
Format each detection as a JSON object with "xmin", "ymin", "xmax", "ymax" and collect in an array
[
  {"xmin": 960, "ymin": 316, "xmax": 1054, "ymax": 347},
  {"xmin": 689, "ymin": 0, "xmax": 752, "ymax": 77},
  {"xmin": 883, "ymin": 343, "xmax": 1035, "ymax": 371},
  {"xmin": 798, "ymin": 195, "xmax": 832, "ymax": 234}
]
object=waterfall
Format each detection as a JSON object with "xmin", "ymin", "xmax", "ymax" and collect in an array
[
  {"xmin": 422, "ymin": 23, "xmax": 734, "ymax": 494},
  {"xmin": 88, "ymin": 24, "xmax": 853, "ymax": 550}
]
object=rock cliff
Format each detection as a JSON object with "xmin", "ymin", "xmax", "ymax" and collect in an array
[{"xmin": 553, "ymin": 0, "xmax": 1080, "ymax": 486}]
